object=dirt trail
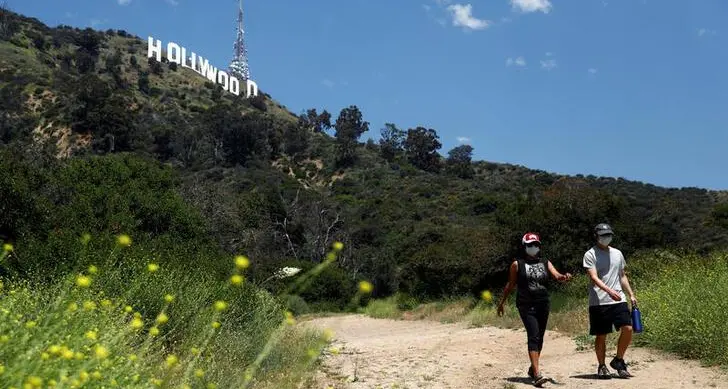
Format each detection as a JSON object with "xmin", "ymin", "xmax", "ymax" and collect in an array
[{"xmin": 305, "ymin": 314, "xmax": 727, "ymax": 389}]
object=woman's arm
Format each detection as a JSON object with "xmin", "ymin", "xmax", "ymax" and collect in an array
[
  {"xmin": 547, "ymin": 261, "xmax": 572, "ymax": 282},
  {"xmin": 497, "ymin": 260, "xmax": 518, "ymax": 308}
]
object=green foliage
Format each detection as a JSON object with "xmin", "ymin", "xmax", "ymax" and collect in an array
[
  {"xmin": 334, "ymin": 105, "xmax": 369, "ymax": 167},
  {"xmin": 639, "ymin": 252, "xmax": 728, "ymax": 365},
  {"xmin": 403, "ymin": 127, "xmax": 442, "ymax": 173}
]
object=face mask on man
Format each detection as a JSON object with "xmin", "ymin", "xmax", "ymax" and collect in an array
[
  {"xmin": 525, "ymin": 246, "xmax": 540, "ymax": 257},
  {"xmin": 598, "ymin": 235, "xmax": 613, "ymax": 247}
]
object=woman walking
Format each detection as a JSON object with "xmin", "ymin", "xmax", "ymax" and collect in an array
[{"xmin": 496, "ymin": 232, "xmax": 572, "ymax": 387}]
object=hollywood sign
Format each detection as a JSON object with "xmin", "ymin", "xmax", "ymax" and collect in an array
[{"xmin": 147, "ymin": 37, "xmax": 259, "ymax": 98}]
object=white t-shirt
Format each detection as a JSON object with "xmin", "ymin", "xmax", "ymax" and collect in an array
[{"xmin": 582, "ymin": 246, "xmax": 626, "ymax": 306}]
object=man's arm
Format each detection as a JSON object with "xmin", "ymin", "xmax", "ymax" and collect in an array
[{"xmin": 619, "ymin": 254, "xmax": 636, "ymax": 303}]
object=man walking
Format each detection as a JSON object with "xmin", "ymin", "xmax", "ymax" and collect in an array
[{"xmin": 583, "ymin": 223, "xmax": 636, "ymax": 379}]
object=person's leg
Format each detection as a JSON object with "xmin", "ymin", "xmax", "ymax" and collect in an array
[
  {"xmin": 519, "ymin": 306, "xmax": 542, "ymax": 376},
  {"xmin": 610, "ymin": 303, "xmax": 634, "ymax": 377},
  {"xmin": 594, "ymin": 334, "xmax": 608, "ymax": 364},
  {"xmin": 589, "ymin": 305, "xmax": 613, "ymax": 378}
]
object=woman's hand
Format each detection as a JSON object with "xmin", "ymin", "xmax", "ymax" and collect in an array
[{"xmin": 558, "ymin": 273, "xmax": 573, "ymax": 282}]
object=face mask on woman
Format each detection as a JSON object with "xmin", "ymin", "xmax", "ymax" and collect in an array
[{"xmin": 525, "ymin": 246, "xmax": 540, "ymax": 257}]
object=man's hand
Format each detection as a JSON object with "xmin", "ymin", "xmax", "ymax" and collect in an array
[
  {"xmin": 563, "ymin": 273, "xmax": 573, "ymax": 282},
  {"xmin": 630, "ymin": 295, "xmax": 637, "ymax": 307},
  {"xmin": 607, "ymin": 289, "xmax": 622, "ymax": 301}
]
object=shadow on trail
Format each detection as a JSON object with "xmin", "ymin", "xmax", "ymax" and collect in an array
[{"xmin": 505, "ymin": 377, "xmax": 566, "ymax": 386}]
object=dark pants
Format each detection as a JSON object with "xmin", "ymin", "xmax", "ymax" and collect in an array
[{"xmin": 518, "ymin": 302, "xmax": 550, "ymax": 352}]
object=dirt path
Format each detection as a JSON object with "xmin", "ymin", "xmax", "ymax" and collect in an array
[{"xmin": 304, "ymin": 314, "xmax": 727, "ymax": 389}]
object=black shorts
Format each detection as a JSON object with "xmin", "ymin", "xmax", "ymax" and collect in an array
[{"xmin": 588, "ymin": 302, "xmax": 632, "ymax": 335}]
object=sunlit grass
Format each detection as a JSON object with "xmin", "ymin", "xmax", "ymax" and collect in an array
[{"xmin": 0, "ymin": 235, "xmax": 372, "ymax": 388}]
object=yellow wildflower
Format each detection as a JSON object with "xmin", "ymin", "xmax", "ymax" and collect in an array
[
  {"xmin": 230, "ymin": 274, "xmax": 244, "ymax": 286},
  {"xmin": 116, "ymin": 234, "xmax": 132, "ymax": 247},
  {"xmin": 130, "ymin": 317, "xmax": 144, "ymax": 330},
  {"xmin": 164, "ymin": 294, "xmax": 174, "ymax": 303},
  {"xmin": 481, "ymin": 290, "xmax": 493, "ymax": 303},
  {"xmin": 88, "ymin": 265, "xmax": 98, "ymax": 274},
  {"xmin": 213, "ymin": 300, "xmax": 228, "ymax": 312},
  {"xmin": 194, "ymin": 369, "xmax": 204, "ymax": 378},
  {"xmin": 101, "ymin": 299, "xmax": 112, "ymax": 308},
  {"xmin": 124, "ymin": 305, "xmax": 133, "ymax": 313},
  {"xmin": 165, "ymin": 354, "xmax": 178, "ymax": 367},
  {"xmin": 75, "ymin": 275, "xmax": 92, "ymax": 288},
  {"xmin": 25, "ymin": 320, "xmax": 37, "ymax": 329},
  {"xmin": 285, "ymin": 311, "xmax": 296, "ymax": 326},
  {"xmin": 156, "ymin": 312, "xmax": 169, "ymax": 325},
  {"xmin": 85, "ymin": 330, "xmax": 98, "ymax": 341},
  {"xmin": 147, "ymin": 263, "xmax": 159, "ymax": 273},
  {"xmin": 83, "ymin": 300, "xmax": 97, "ymax": 311},
  {"xmin": 2, "ymin": 243, "xmax": 13, "ymax": 252},
  {"xmin": 67, "ymin": 302, "xmax": 78, "ymax": 312},
  {"xmin": 149, "ymin": 327, "xmax": 160, "ymax": 336},
  {"xmin": 211, "ymin": 321, "xmax": 221, "ymax": 329},
  {"xmin": 358, "ymin": 280, "xmax": 374, "ymax": 294},
  {"xmin": 332, "ymin": 241, "xmax": 344, "ymax": 251},
  {"xmin": 235, "ymin": 255, "xmax": 250, "ymax": 269},
  {"xmin": 94, "ymin": 345, "xmax": 109, "ymax": 359}
]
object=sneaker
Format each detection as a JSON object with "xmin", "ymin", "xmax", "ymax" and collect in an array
[
  {"xmin": 610, "ymin": 357, "xmax": 632, "ymax": 378},
  {"xmin": 527, "ymin": 365, "xmax": 534, "ymax": 379},
  {"xmin": 532, "ymin": 374, "xmax": 548, "ymax": 387},
  {"xmin": 597, "ymin": 364, "xmax": 612, "ymax": 379}
]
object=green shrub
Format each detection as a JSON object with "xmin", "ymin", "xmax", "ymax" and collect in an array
[{"xmin": 639, "ymin": 252, "xmax": 728, "ymax": 365}]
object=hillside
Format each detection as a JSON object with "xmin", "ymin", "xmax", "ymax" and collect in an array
[{"xmin": 2, "ymin": 7, "xmax": 728, "ymax": 309}]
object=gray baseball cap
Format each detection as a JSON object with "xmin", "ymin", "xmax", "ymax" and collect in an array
[{"xmin": 594, "ymin": 223, "xmax": 614, "ymax": 235}]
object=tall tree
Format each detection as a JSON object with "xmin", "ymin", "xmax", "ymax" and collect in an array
[
  {"xmin": 334, "ymin": 105, "xmax": 369, "ymax": 167},
  {"xmin": 379, "ymin": 123, "xmax": 405, "ymax": 162},
  {"xmin": 446, "ymin": 144, "xmax": 475, "ymax": 179},
  {"xmin": 403, "ymin": 127, "xmax": 442, "ymax": 172},
  {"xmin": 299, "ymin": 108, "xmax": 332, "ymax": 133}
]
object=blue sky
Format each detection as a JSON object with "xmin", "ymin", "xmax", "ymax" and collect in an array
[{"xmin": 10, "ymin": 0, "xmax": 728, "ymax": 190}]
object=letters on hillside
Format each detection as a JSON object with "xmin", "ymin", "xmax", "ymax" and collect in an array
[{"xmin": 147, "ymin": 36, "xmax": 259, "ymax": 98}]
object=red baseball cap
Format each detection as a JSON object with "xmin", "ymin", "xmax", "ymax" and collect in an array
[{"xmin": 522, "ymin": 232, "xmax": 541, "ymax": 244}]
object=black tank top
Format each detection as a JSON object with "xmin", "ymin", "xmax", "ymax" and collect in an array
[{"xmin": 516, "ymin": 257, "xmax": 550, "ymax": 307}]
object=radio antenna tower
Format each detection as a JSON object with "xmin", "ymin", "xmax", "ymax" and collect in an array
[{"xmin": 229, "ymin": 0, "xmax": 250, "ymax": 81}]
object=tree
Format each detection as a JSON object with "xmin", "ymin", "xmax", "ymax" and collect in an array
[
  {"xmin": 299, "ymin": 108, "xmax": 332, "ymax": 133},
  {"xmin": 379, "ymin": 123, "xmax": 405, "ymax": 162},
  {"xmin": 334, "ymin": 105, "xmax": 369, "ymax": 167},
  {"xmin": 403, "ymin": 127, "xmax": 442, "ymax": 173},
  {"xmin": 446, "ymin": 144, "xmax": 475, "ymax": 179},
  {"xmin": 283, "ymin": 122, "xmax": 309, "ymax": 159}
]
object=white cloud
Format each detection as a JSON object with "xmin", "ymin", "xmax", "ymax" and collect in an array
[
  {"xmin": 165, "ymin": 0, "xmax": 179, "ymax": 6},
  {"xmin": 447, "ymin": 4, "xmax": 490, "ymax": 30},
  {"xmin": 510, "ymin": 0, "xmax": 552, "ymax": 14},
  {"xmin": 89, "ymin": 18, "xmax": 107, "ymax": 27},
  {"xmin": 456, "ymin": 136, "xmax": 471, "ymax": 143},
  {"xmin": 540, "ymin": 59, "xmax": 557, "ymax": 71},
  {"xmin": 698, "ymin": 28, "xmax": 717, "ymax": 37},
  {"xmin": 588, "ymin": 68, "xmax": 598, "ymax": 74},
  {"xmin": 64, "ymin": 11, "xmax": 76, "ymax": 18},
  {"xmin": 506, "ymin": 56, "xmax": 526, "ymax": 67},
  {"xmin": 321, "ymin": 79, "xmax": 335, "ymax": 88},
  {"xmin": 423, "ymin": 4, "xmax": 432, "ymax": 12},
  {"xmin": 118, "ymin": 0, "xmax": 131, "ymax": 5}
]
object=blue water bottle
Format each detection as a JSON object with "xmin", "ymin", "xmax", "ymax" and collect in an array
[{"xmin": 631, "ymin": 301, "xmax": 643, "ymax": 333}]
